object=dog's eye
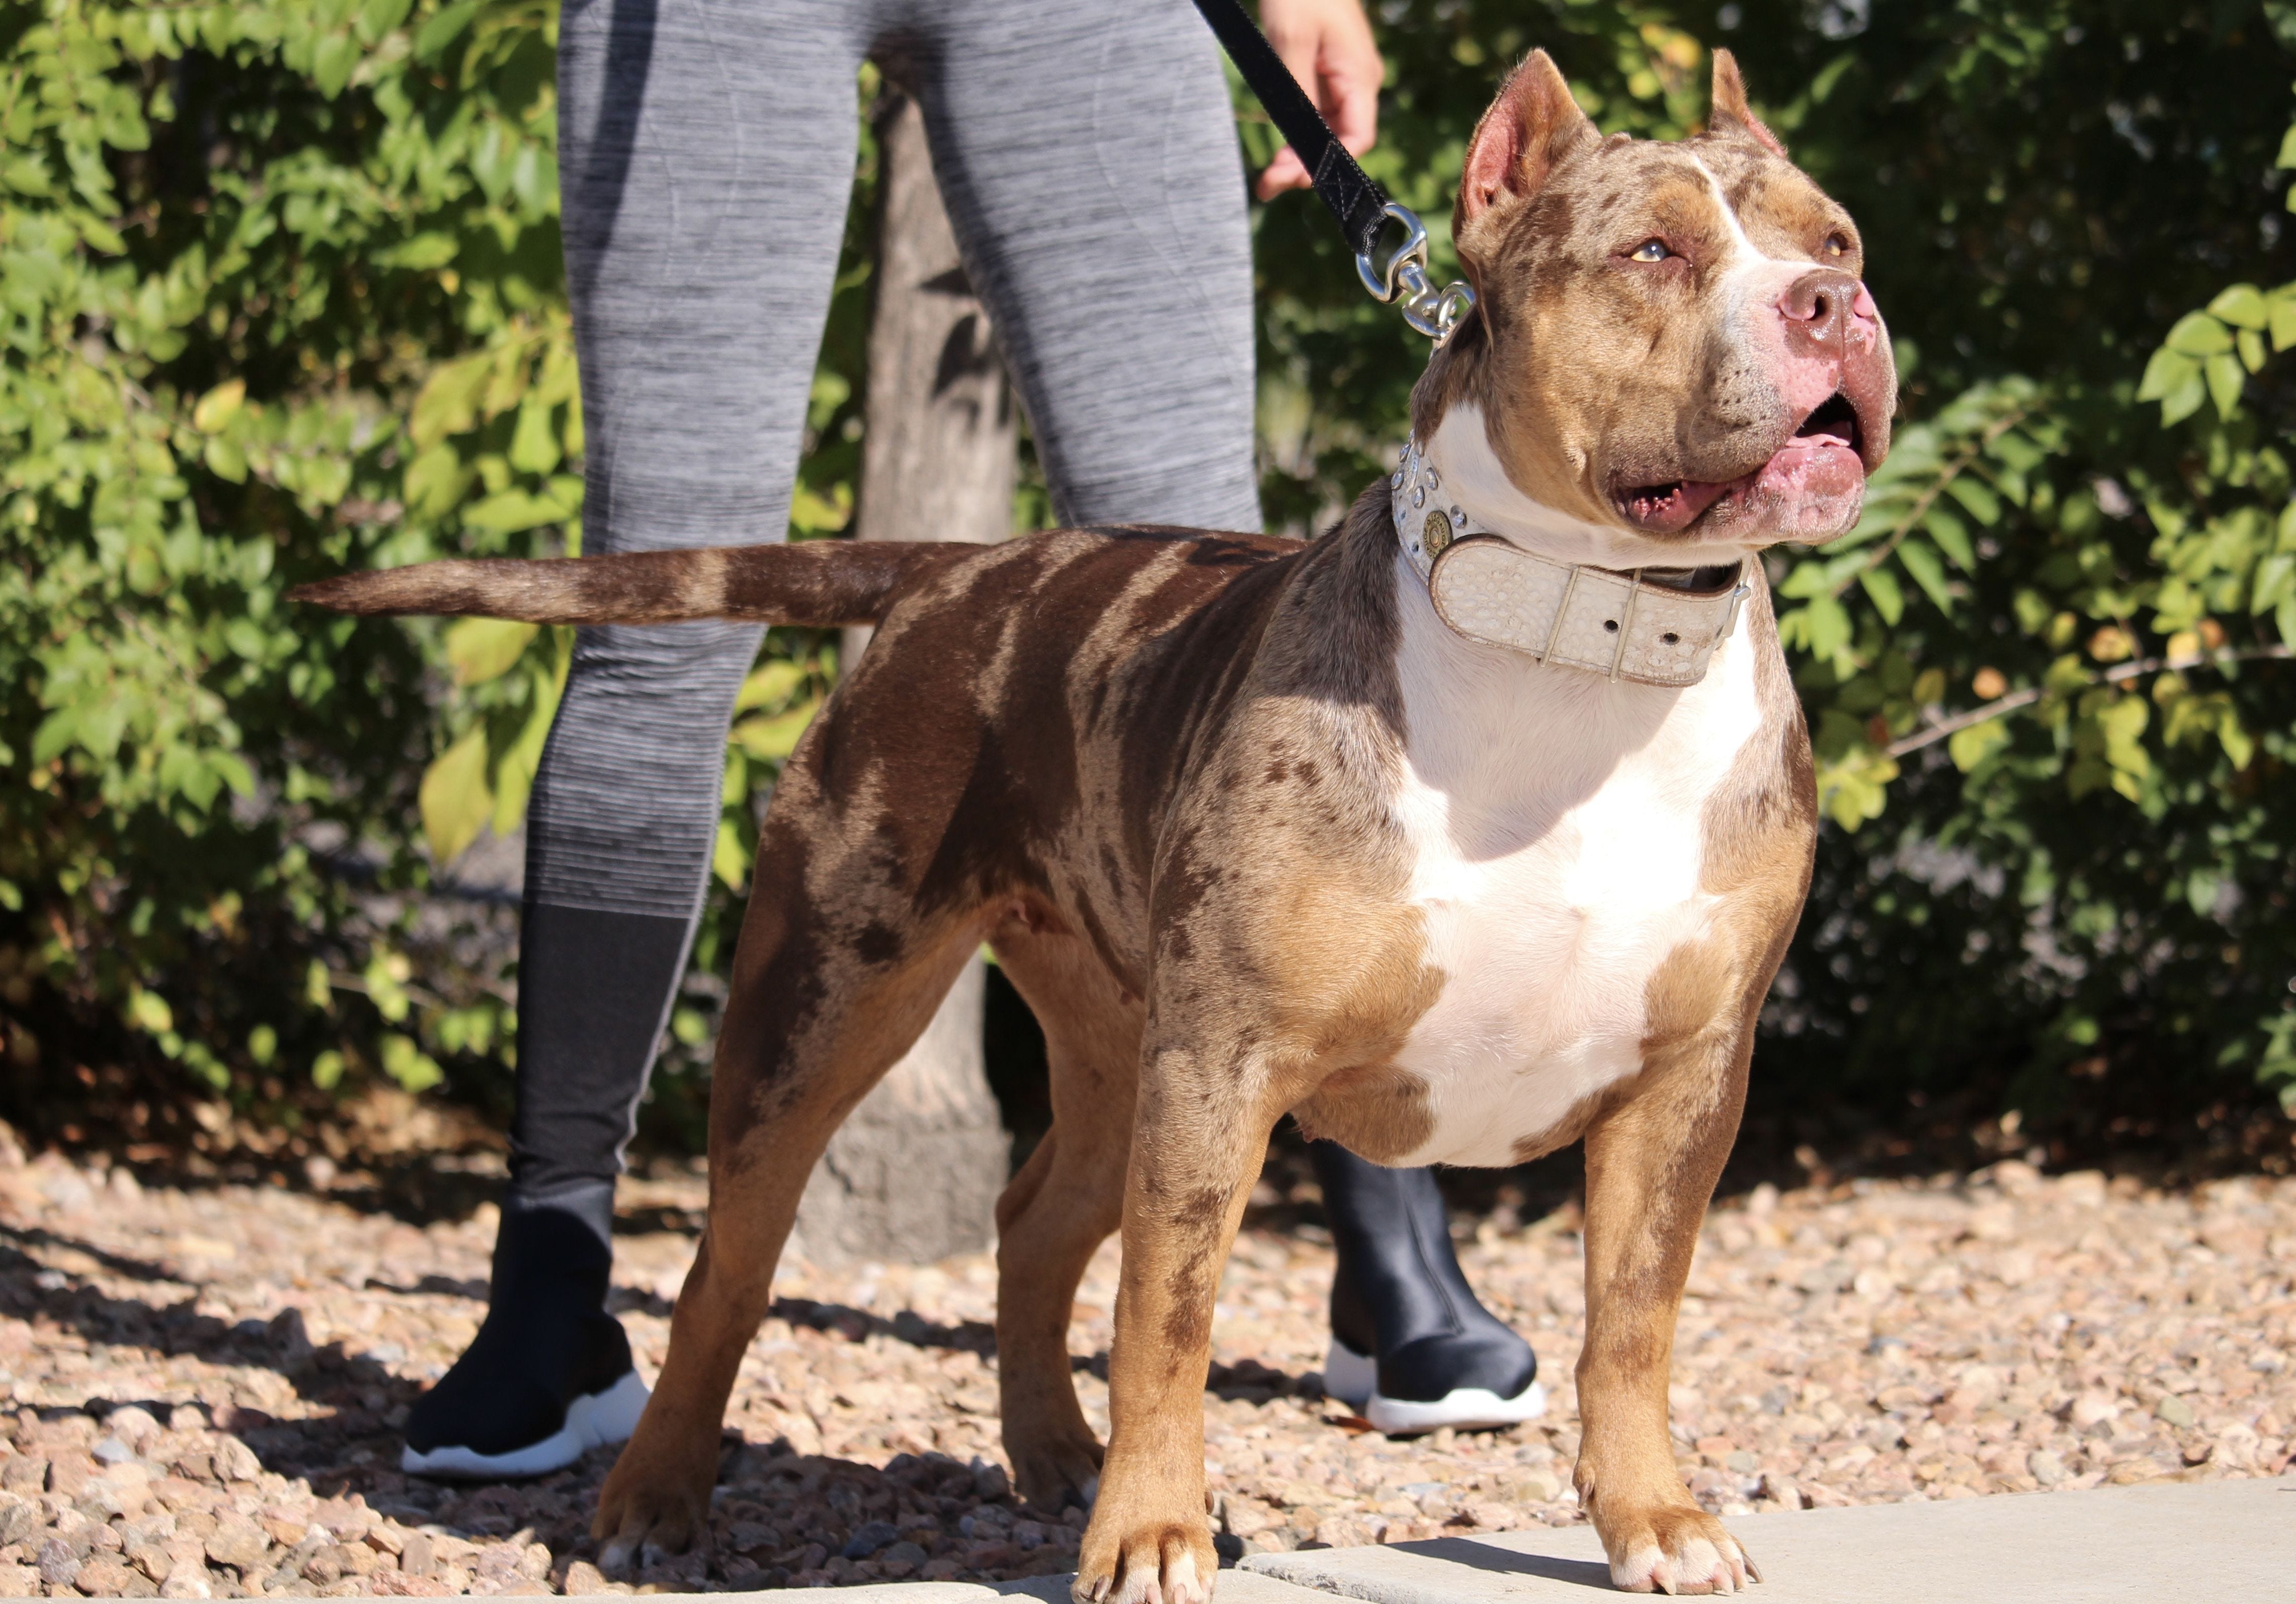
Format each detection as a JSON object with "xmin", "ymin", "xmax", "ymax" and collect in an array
[
  {"xmin": 1823, "ymin": 232, "xmax": 1850, "ymax": 257},
  {"xmin": 1627, "ymin": 239, "xmax": 1673, "ymax": 263}
]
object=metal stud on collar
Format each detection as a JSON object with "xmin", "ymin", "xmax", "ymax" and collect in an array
[{"xmin": 1355, "ymin": 203, "xmax": 1476, "ymax": 344}]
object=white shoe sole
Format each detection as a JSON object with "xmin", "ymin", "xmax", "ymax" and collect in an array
[
  {"xmin": 402, "ymin": 1368, "xmax": 651, "ymax": 1480},
  {"xmin": 1323, "ymin": 1338, "xmax": 1547, "ymax": 1435}
]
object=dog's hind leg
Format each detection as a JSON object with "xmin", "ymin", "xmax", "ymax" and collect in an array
[
  {"xmin": 591, "ymin": 842, "xmax": 986, "ymax": 1572},
  {"xmin": 1072, "ymin": 1041, "xmax": 1287, "ymax": 1604},
  {"xmin": 987, "ymin": 932, "xmax": 1143, "ymax": 1508}
]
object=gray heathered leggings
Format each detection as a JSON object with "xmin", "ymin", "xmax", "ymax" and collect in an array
[{"xmin": 508, "ymin": 0, "xmax": 1261, "ymax": 1213}]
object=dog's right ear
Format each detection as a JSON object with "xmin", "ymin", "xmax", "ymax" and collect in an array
[{"xmin": 1455, "ymin": 51, "xmax": 1598, "ymax": 238}]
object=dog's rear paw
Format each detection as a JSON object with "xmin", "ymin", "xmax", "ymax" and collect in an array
[
  {"xmin": 592, "ymin": 1462, "xmax": 711, "ymax": 1577},
  {"xmin": 1071, "ymin": 1516, "xmax": 1214, "ymax": 1604},
  {"xmin": 1009, "ymin": 1428, "xmax": 1105, "ymax": 1512},
  {"xmin": 1605, "ymin": 1505, "xmax": 1758, "ymax": 1595}
]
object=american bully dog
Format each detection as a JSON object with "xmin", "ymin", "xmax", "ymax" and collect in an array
[{"xmin": 299, "ymin": 50, "xmax": 1892, "ymax": 1598}]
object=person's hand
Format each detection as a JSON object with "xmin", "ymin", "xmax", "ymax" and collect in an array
[{"xmin": 1253, "ymin": 0, "xmax": 1383, "ymax": 201}]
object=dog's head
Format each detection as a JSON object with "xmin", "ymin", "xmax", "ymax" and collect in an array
[{"xmin": 1425, "ymin": 49, "xmax": 1894, "ymax": 551}]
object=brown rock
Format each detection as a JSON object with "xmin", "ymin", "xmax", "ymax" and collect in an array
[
  {"xmin": 72, "ymin": 1557, "xmax": 134, "ymax": 1595},
  {"xmin": 35, "ymin": 1538, "xmax": 78, "ymax": 1590},
  {"xmin": 210, "ymin": 1438, "xmax": 261, "ymax": 1484},
  {"xmin": 202, "ymin": 1513, "xmax": 267, "ymax": 1571},
  {"xmin": 257, "ymin": 1509, "xmax": 308, "ymax": 1548},
  {"xmin": 559, "ymin": 1560, "xmax": 610, "ymax": 1595},
  {"xmin": 1221, "ymin": 1496, "xmax": 1283, "ymax": 1537},
  {"xmin": 45, "ymin": 1453, "xmax": 94, "ymax": 1500}
]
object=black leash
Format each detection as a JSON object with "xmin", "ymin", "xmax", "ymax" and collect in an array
[{"xmin": 1186, "ymin": 0, "xmax": 1474, "ymax": 341}]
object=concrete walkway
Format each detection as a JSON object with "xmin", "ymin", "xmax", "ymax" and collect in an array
[
  {"xmin": 1244, "ymin": 1476, "xmax": 2296, "ymax": 1603},
  {"xmin": 738, "ymin": 1476, "xmax": 2295, "ymax": 1604}
]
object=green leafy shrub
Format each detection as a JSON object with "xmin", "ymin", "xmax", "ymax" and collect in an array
[{"xmin": 6, "ymin": 0, "xmax": 2293, "ymax": 1168}]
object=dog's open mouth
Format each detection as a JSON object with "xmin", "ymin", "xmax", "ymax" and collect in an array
[
  {"xmin": 1612, "ymin": 391, "xmax": 1871, "ymax": 534},
  {"xmin": 1791, "ymin": 391, "xmax": 1862, "ymax": 455}
]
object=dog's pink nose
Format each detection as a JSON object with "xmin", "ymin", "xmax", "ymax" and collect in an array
[{"xmin": 1776, "ymin": 269, "xmax": 1870, "ymax": 356}]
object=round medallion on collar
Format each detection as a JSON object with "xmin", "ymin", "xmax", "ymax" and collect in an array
[{"xmin": 1423, "ymin": 510, "xmax": 1454, "ymax": 556}]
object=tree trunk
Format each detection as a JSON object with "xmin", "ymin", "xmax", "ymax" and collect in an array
[{"xmin": 793, "ymin": 91, "xmax": 1018, "ymax": 1269}]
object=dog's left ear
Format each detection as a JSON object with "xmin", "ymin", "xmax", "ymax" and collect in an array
[{"xmin": 1707, "ymin": 49, "xmax": 1787, "ymax": 159}]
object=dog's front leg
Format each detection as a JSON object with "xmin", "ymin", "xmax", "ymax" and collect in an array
[
  {"xmin": 1073, "ymin": 1045, "xmax": 1279, "ymax": 1604},
  {"xmin": 1575, "ymin": 1033, "xmax": 1760, "ymax": 1596}
]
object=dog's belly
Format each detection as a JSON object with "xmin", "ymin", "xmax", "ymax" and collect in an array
[{"xmin": 1383, "ymin": 565, "xmax": 1763, "ymax": 1168}]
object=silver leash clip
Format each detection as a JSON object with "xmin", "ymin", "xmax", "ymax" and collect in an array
[{"xmin": 1354, "ymin": 202, "xmax": 1476, "ymax": 344}]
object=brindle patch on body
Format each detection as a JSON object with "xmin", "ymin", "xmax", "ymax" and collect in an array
[{"xmin": 297, "ymin": 45, "xmax": 1893, "ymax": 1603}]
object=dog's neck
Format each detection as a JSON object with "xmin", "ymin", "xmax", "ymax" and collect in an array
[{"xmin": 1385, "ymin": 404, "xmax": 1753, "ymax": 688}]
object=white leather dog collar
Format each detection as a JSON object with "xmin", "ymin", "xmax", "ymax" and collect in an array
[{"xmin": 1389, "ymin": 437, "xmax": 1750, "ymax": 687}]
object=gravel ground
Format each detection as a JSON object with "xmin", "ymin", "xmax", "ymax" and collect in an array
[{"xmin": 0, "ymin": 1123, "xmax": 2286, "ymax": 1597}]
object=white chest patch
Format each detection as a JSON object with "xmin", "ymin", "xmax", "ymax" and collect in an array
[{"xmin": 1385, "ymin": 552, "xmax": 1765, "ymax": 1168}]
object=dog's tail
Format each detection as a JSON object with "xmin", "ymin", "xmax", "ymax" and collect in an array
[{"xmin": 289, "ymin": 541, "xmax": 973, "ymax": 627}]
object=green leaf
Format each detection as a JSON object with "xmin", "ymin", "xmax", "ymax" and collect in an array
[
  {"xmin": 1896, "ymin": 538, "xmax": 1953, "ymax": 611},
  {"xmin": 735, "ymin": 660, "xmax": 808, "ymax": 712},
  {"xmin": 1948, "ymin": 719, "xmax": 2012, "ymax": 771},
  {"xmin": 2158, "ymin": 366, "xmax": 2209, "ymax": 426},
  {"xmin": 413, "ymin": 0, "xmax": 482, "ymax": 59},
  {"xmin": 375, "ymin": 232, "xmax": 458, "ymax": 271},
  {"xmin": 730, "ymin": 699, "xmax": 822, "ymax": 762},
  {"xmin": 403, "ymin": 443, "xmax": 473, "ymax": 518},
  {"xmin": 418, "ymin": 728, "xmax": 492, "ymax": 864},
  {"xmin": 379, "ymin": 1033, "xmax": 443, "ymax": 1094},
  {"xmin": 202, "ymin": 436, "xmax": 247, "ymax": 483},
  {"xmin": 1944, "ymin": 476, "xmax": 2001, "ymax": 525},
  {"xmin": 508, "ymin": 397, "xmax": 562, "ymax": 474},
  {"xmin": 444, "ymin": 617, "xmax": 536, "ymax": 685},
  {"xmin": 790, "ymin": 483, "xmax": 851, "ymax": 535},
  {"xmin": 2164, "ymin": 311, "xmax": 2234, "ymax": 357},
  {"xmin": 461, "ymin": 487, "xmax": 577, "ymax": 534},
  {"xmin": 127, "ymin": 989, "xmax": 173, "ymax": 1035},
  {"xmin": 2206, "ymin": 351, "xmax": 2246, "ymax": 418},
  {"xmin": 2207, "ymin": 284, "xmax": 2269, "ymax": 328},
  {"xmin": 192, "ymin": 379, "xmax": 245, "ymax": 433},
  {"xmin": 1858, "ymin": 563, "xmax": 1904, "ymax": 624},
  {"xmin": 356, "ymin": 0, "xmax": 414, "ymax": 44},
  {"xmin": 2136, "ymin": 346, "xmax": 2196, "ymax": 402},
  {"xmin": 713, "ymin": 818, "xmax": 751, "ymax": 889},
  {"xmin": 1923, "ymin": 505, "xmax": 1975, "ymax": 571},
  {"xmin": 409, "ymin": 353, "xmax": 492, "ymax": 449},
  {"xmin": 2270, "ymin": 290, "xmax": 2296, "ymax": 352}
]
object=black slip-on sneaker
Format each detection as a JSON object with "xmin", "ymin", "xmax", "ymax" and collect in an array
[{"xmin": 402, "ymin": 1197, "xmax": 650, "ymax": 1480}]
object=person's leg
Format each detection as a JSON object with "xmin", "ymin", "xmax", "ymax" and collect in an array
[
  {"xmin": 903, "ymin": 0, "xmax": 1260, "ymax": 530},
  {"xmin": 403, "ymin": 0, "xmax": 869, "ymax": 1478},
  {"xmin": 1312, "ymin": 1141, "xmax": 1546, "ymax": 1433},
  {"xmin": 914, "ymin": 0, "xmax": 1536, "ymax": 1436}
]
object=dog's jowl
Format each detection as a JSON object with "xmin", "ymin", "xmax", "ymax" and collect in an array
[{"xmin": 301, "ymin": 49, "xmax": 1893, "ymax": 1601}]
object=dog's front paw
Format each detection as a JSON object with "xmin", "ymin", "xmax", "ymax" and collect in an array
[
  {"xmin": 592, "ymin": 1442, "xmax": 714, "ymax": 1577},
  {"xmin": 1071, "ymin": 1500, "xmax": 1215, "ymax": 1604},
  {"xmin": 1603, "ymin": 1503, "xmax": 1758, "ymax": 1595}
]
